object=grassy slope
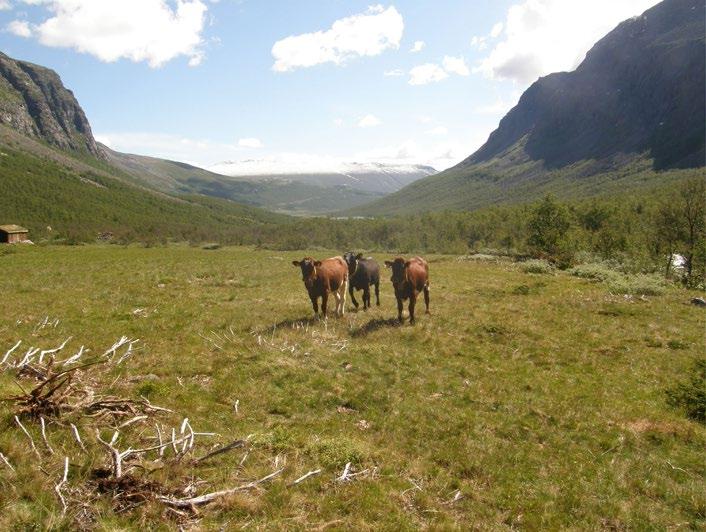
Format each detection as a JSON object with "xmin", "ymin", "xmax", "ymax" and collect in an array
[
  {"xmin": 0, "ymin": 245, "xmax": 703, "ymax": 529},
  {"xmin": 106, "ymin": 148, "xmax": 385, "ymax": 216},
  {"xmin": 350, "ymin": 144, "xmax": 705, "ymax": 217},
  {"xmin": 0, "ymin": 127, "xmax": 286, "ymax": 241}
]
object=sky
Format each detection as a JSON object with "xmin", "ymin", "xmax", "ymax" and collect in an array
[{"xmin": 0, "ymin": 0, "xmax": 660, "ymax": 172}]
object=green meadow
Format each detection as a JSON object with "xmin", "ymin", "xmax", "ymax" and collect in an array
[{"xmin": 0, "ymin": 245, "xmax": 704, "ymax": 529}]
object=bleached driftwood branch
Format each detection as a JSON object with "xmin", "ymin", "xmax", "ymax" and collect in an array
[
  {"xmin": 14, "ymin": 416, "xmax": 40, "ymax": 459},
  {"xmin": 40, "ymin": 416, "xmax": 55, "ymax": 454},
  {"xmin": 290, "ymin": 469, "xmax": 321, "ymax": 485},
  {"xmin": 158, "ymin": 468, "xmax": 284, "ymax": 508},
  {"xmin": 1, "ymin": 340, "xmax": 21, "ymax": 365},
  {"xmin": 0, "ymin": 451, "xmax": 14, "ymax": 471},
  {"xmin": 54, "ymin": 456, "xmax": 69, "ymax": 515}
]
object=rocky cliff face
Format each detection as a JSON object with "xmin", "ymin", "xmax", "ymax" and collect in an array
[
  {"xmin": 462, "ymin": 0, "xmax": 705, "ymax": 171},
  {"xmin": 0, "ymin": 52, "xmax": 101, "ymax": 157}
]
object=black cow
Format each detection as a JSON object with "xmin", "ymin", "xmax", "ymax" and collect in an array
[{"xmin": 342, "ymin": 251, "xmax": 380, "ymax": 310}]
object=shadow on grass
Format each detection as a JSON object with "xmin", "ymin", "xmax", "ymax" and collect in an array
[
  {"xmin": 351, "ymin": 317, "xmax": 401, "ymax": 337},
  {"xmin": 258, "ymin": 316, "xmax": 319, "ymax": 334}
]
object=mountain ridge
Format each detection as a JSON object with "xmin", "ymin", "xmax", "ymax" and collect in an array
[{"xmin": 351, "ymin": 0, "xmax": 705, "ymax": 217}]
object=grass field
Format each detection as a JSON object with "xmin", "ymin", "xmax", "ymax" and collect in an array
[{"xmin": 0, "ymin": 245, "xmax": 704, "ymax": 530}]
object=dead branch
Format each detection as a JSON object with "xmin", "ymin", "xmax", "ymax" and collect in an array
[
  {"xmin": 54, "ymin": 456, "xmax": 69, "ymax": 515},
  {"xmin": 70, "ymin": 423, "xmax": 86, "ymax": 451},
  {"xmin": 40, "ymin": 416, "xmax": 55, "ymax": 454},
  {"xmin": 1, "ymin": 340, "xmax": 21, "ymax": 365},
  {"xmin": 157, "ymin": 468, "xmax": 284, "ymax": 508},
  {"xmin": 290, "ymin": 469, "xmax": 321, "ymax": 486},
  {"xmin": 336, "ymin": 462, "xmax": 352, "ymax": 482},
  {"xmin": 0, "ymin": 451, "xmax": 15, "ymax": 471},
  {"xmin": 38, "ymin": 337, "xmax": 72, "ymax": 364},
  {"xmin": 14, "ymin": 416, "xmax": 40, "ymax": 459}
]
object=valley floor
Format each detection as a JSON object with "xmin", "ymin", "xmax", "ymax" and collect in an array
[{"xmin": 0, "ymin": 245, "xmax": 704, "ymax": 529}]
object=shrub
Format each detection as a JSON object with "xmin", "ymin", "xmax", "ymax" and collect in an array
[
  {"xmin": 520, "ymin": 259, "xmax": 554, "ymax": 274},
  {"xmin": 605, "ymin": 273, "xmax": 667, "ymax": 296},
  {"xmin": 667, "ymin": 359, "xmax": 706, "ymax": 423},
  {"xmin": 569, "ymin": 263, "xmax": 621, "ymax": 282}
]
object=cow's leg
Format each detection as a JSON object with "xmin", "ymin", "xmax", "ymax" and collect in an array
[
  {"xmin": 321, "ymin": 292, "xmax": 329, "ymax": 318},
  {"xmin": 396, "ymin": 296, "xmax": 404, "ymax": 323},
  {"xmin": 339, "ymin": 278, "xmax": 350, "ymax": 316},
  {"xmin": 363, "ymin": 287, "xmax": 370, "ymax": 310},
  {"xmin": 424, "ymin": 284, "xmax": 430, "ymax": 314},
  {"xmin": 409, "ymin": 291, "xmax": 417, "ymax": 324},
  {"xmin": 349, "ymin": 285, "xmax": 359, "ymax": 309},
  {"xmin": 375, "ymin": 282, "xmax": 380, "ymax": 306},
  {"xmin": 310, "ymin": 295, "xmax": 319, "ymax": 317},
  {"xmin": 333, "ymin": 290, "xmax": 341, "ymax": 317}
]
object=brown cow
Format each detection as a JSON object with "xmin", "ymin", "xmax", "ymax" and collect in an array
[
  {"xmin": 384, "ymin": 257, "xmax": 430, "ymax": 324},
  {"xmin": 292, "ymin": 256, "xmax": 348, "ymax": 318}
]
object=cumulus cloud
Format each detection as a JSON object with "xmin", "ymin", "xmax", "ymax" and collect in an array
[
  {"xmin": 11, "ymin": 0, "xmax": 208, "ymax": 68},
  {"xmin": 442, "ymin": 55, "xmax": 469, "ymax": 76},
  {"xmin": 408, "ymin": 56, "xmax": 469, "ymax": 85},
  {"xmin": 6, "ymin": 19, "xmax": 31, "ymax": 37},
  {"xmin": 358, "ymin": 114, "xmax": 381, "ymax": 128},
  {"xmin": 408, "ymin": 63, "xmax": 448, "ymax": 85},
  {"xmin": 238, "ymin": 138, "xmax": 264, "ymax": 149},
  {"xmin": 271, "ymin": 5, "xmax": 403, "ymax": 72},
  {"xmin": 384, "ymin": 68, "xmax": 404, "ymax": 77},
  {"xmin": 474, "ymin": 0, "xmax": 660, "ymax": 84},
  {"xmin": 0, "ymin": 1, "xmax": 12, "ymax": 10},
  {"xmin": 410, "ymin": 40, "xmax": 425, "ymax": 53}
]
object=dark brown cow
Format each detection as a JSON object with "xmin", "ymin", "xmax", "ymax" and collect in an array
[
  {"xmin": 292, "ymin": 256, "xmax": 348, "ymax": 317},
  {"xmin": 384, "ymin": 257, "xmax": 430, "ymax": 324}
]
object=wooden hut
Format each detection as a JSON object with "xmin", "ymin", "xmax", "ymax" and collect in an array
[{"xmin": 0, "ymin": 225, "xmax": 29, "ymax": 244}]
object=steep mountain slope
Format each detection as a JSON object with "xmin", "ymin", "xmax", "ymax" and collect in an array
[
  {"xmin": 353, "ymin": 0, "xmax": 705, "ymax": 216},
  {"xmin": 0, "ymin": 52, "xmax": 100, "ymax": 157},
  {"xmin": 0, "ymin": 53, "xmax": 284, "ymax": 242}
]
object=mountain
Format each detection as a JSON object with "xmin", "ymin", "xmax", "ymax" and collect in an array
[
  {"xmin": 352, "ymin": 0, "xmax": 705, "ymax": 216},
  {"xmin": 0, "ymin": 53, "xmax": 284, "ymax": 243},
  {"xmin": 209, "ymin": 159, "xmax": 437, "ymax": 195},
  {"xmin": 106, "ymin": 150, "xmax": 436, "ymax": 215},
  {"xmin": 0, "ymin": 52, "xmax": 100, "ymax": 157}
]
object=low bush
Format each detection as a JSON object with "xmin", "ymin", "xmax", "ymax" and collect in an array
[
  {"xmin": 520, "ymin": 259, "xmax": 555, "ymax": 274},
  {"xmin": 667, "ymin": 359, "xmax": 706, "ymax": 423},
  {"xmin": 606, "ymin": 273, "xmax": 668, "ymax": 296}
]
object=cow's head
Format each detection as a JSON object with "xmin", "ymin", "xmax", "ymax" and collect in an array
[
  {"xmin": 292, "ymin": 257, "xmax": 321, "ymax": 288},
  {"xmin": 384, "ymin": 257, "xmax": 409, "ymax": 288},
  {"xmin": 343, "ymin": 251, "xmax": 364, "ymax": 275}
]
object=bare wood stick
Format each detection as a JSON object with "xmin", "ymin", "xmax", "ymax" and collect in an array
[
  {"xmin": 40, "ymin": 417, "xmax": 55, "ymax": 455},
  {"xmin": 54, "ymin": 457, "xmax": 69, "ymax": 515},
  {"xmin": 158, "ymin": 468, "xmax": 284, "ymax": 508},
  {"xmin": 0, "ymin": 452, "xmax": 14, "ymax": 471},
  {"xmin": 290, "ymin": 469, "xmax": 321, "ymax": 485},
  {"xmin": 336, "ymin": 462, "xmax": 352, "ymax": 482},
  {"xmin": 119, "ymin": 415, "xmax": 148, "ymax": 429},
  {"xmin": 14, "ymin": 416, "xmax": 40, "ymax": 459},
  {"xmin": 156, "ymin": 424, "xmax": 165, "ymax": 457},
  {"xmin": 1, "ymin": 340, "xmax": 21, "ymax": 365},
  {"xmin": 39, "ymin": 337, "xmax": 72, "ymax": 364},
  {"xmin": 61, "ymin": 345, "xmax": 86, "ymax": 367},
  {"xmin": 171, "ymin": 428, "xmax": 178, "ymax": 455},
  {"xmin": 70, "ymin": 423, "xmax": 86, "ymax": 451}
]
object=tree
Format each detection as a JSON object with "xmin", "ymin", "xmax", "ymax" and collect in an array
[{"xmin": 527, "ymin": 195, "xmax": 572, "ymax": 262}]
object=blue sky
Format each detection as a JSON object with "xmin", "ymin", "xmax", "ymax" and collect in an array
[{"xmin": 0, "ymin": 0, "xmax": 659, "ymax": 171}]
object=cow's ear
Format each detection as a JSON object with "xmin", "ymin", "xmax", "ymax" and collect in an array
[
  {"xmin": 314, "ymin": 261, "xmax": 322, "ymax": 267},
  {"xmin": 292, "ymin": 261, "xmax": 301, "ymax": 267},
  {"xmin": 384, "ymin": 261, "xmax": 393, "ymax": 268},
  {"xmin": 405, "ymin": 261, "xmax": 412, "ymax": 268},
  {"xmin": 355, "ymin": 253, "xmax": 364, "ymax": 260}
]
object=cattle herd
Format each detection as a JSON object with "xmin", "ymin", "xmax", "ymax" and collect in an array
[{"xmin": 292, "ymin": 252, "xmax": 430, "ymax": 324}]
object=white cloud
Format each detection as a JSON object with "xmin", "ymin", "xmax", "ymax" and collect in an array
[
  {"xmin": 358, "ymin": 114, "xmax": 381, "ymax": 128},
  {"xmin": 408, "ymin": 63, "xmax": 448, "ymax": 85},
  {"xmin": 442, "ymin": 55, "xmax": 469, "ymax": 76},
  {"xmin": 384, "ymin": 68, "xmax": 404, "ymax": 77},
  {"xmin": 271, "ymin": 5, "xmax": 404, "ymax": 72},
  {"xmin": 0, "ymin": 1, "xmax": 12, "ymax": 11},
  {"xmin": 238, "ymin": 138, "xmax": 264, "ymax": 149},
  {"xmin": 6, "ymin": 19, "xmax": 31, "ymax": 37},
  {"xmin": 410, "ymin": 40, "xmax": 425, "ymax": 53},
  {"xmin": 490, "ymin": 22, "xmax": 504, "ymax": 38},
  {"xmin": 475, "ymin": 0, "xmax": 660, "ymax": 84},
  {"xmin": 470, "ymin": 35, "xmax": 488, "ymax": 50},
  {"xmin": 13, "ymin": 0, "xmax": 208, "ymax": 68},
  {"xmin": 427, "ymin": 126, "xmax": 448, "ymax": 136},
  {"xmin": 333, "ymin": 118, "xmax": 344, "ymax": 127}
]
